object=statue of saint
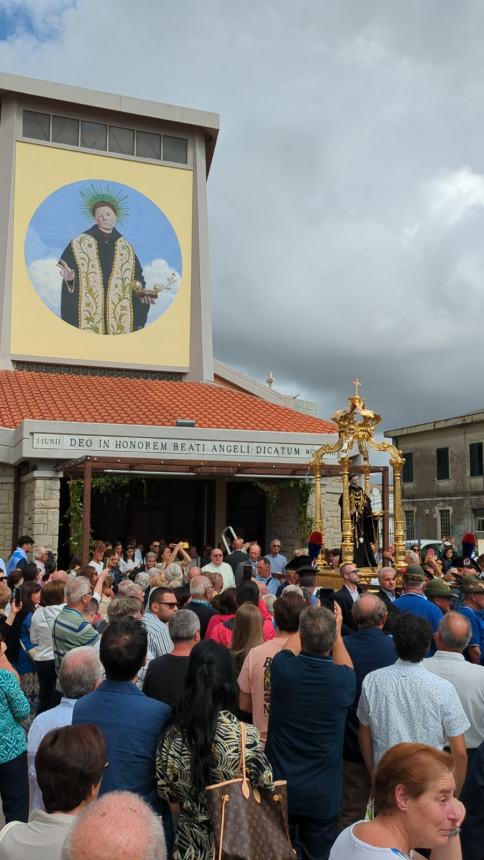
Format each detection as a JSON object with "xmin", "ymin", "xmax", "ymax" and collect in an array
[{"xmin": 339, "ymin": 475, "xmax": 377, "ymax": 567}]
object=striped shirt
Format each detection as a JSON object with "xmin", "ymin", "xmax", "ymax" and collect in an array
[
  {"xmin": 141, "ymin": 611, "xmax": 173, "ymax": 660},
  {"xmin": 52, "ymin": 606, "xmax": 100, "ymax": 674},
  {"xmin": 137, "ymin": 612, "xmax": 173, "ymax": 689}
]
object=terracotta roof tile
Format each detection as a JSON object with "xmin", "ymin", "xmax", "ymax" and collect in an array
[{"xmin": 0, "ymin": 371, "xmax": 336, "ymax": 434}]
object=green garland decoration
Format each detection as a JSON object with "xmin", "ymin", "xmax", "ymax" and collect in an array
[{"xmin": 66, "ymin": 475, "xmax": 146, "ymax": 553}]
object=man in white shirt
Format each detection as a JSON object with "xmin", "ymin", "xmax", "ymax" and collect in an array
[
  {"xmin": 28, "ymin": 646, "xmax": 103, "ymax": 810},
  {"xmin": 424, "ymin": 612, "xmax": 484, "ymax": 761},
  {"xmin": 358, "ymin": 612, "xmax": 469, "ymax": 794},
  {"xmin": 202, "ymin": 548, "xmax": 235, "ymax": 590}
]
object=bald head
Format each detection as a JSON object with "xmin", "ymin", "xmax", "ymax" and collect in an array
[
  {"xmin": 62, "ymin": 791, "xmax": 166, "ymax": 860},
  {"xmin": 187, "ymin": 566, "xmax": 202, "ymax": 581},
  {"xmin": 437, "ymin": 611, "xmax": 472, "ymax": 653},
  {"xmin": 233, "ymin": 538, "xmax": 244, "ymax": 550},
  {"xmin": 51, "ymin": 570, "xmax": 68, "ymax": 584},
  {"xmin": 352, "ymin": 593, "xmax": 387, "ymax": 629}
]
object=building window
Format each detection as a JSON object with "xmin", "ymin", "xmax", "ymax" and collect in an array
[
  {"xmin": 474, "ymin": 509, "xmax": 484, "ymax": 532},
  {"xmin": 439, "ymin": 508, "xmax": 451, "ymax": 538},
  {"xmin": 402, "ymin": 453, "xmax": 414, "ymax": 483},
  {"xmin": 22, "ymin": 110, "xmax": 189, "ymax": 167},
  {"xmin": 52, "ymin": 115, "xmax": 79, "ymax": 146},
  {"xmin": 470, "ymin": 442, "xmax": 484, "ymax": 477},
  {"xmin": 136, "ymin": 130, "xmax": 161, "ymax": 160},
  {"xmin": 404, "ymin": 509, "xmax": 415, "ymax": 540},
  {"xmin": 108, "ymin": 126, "xmax": 135, "ymax": 155},
  {"xmin": 163, "ymin": 134, "xmax": 188, "ymax": 164},
  {"xmin": 80, "ymin": 120, "xmax": 107, "ymax": 151},
  {"xmin": 436, "ymin": 447, "xmax": 449, "ymax": 481},
  {"xmin": 22, "ymin": 110, "xmax": 50, "ymax": 141}
]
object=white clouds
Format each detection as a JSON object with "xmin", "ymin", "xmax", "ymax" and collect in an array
[
  {"xmin": 28, "ymin": 257, "xmax": 61, "ymax": 316},
  {"xmin": 142, "ymin": 259, "xmax": 180, "ymax": 324},
  {"xmin": 425, "ymin": 167, "xmax": 484, "ymax": 226}
]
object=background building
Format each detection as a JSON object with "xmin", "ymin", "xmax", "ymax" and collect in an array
[{"xmin": 385, "ymin": 410, "xmax": 484, "ymax": 543}]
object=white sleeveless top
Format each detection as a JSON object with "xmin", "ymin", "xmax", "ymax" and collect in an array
[{"xmin": 329, "ymin": 823, "xmax": 413, "ymax": 859}]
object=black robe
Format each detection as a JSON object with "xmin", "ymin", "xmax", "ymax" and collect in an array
[
  {"xmin": 60, "ymin": 224, "xmax": 149, "ymax": 333},
  {"xmin": 338, "ymin": 485, "xmax": 377, "ymax": 567}
]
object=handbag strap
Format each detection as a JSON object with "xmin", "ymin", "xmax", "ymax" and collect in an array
[{"xmin": 239, "ymin": 721, "xmax": 250, "ymax": 798}]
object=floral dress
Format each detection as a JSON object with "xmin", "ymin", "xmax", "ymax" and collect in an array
[{"xmin": 156, "ymin": 710, "xmax": 273, "ymax": 860}]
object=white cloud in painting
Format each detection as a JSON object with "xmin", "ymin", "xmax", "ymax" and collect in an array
[
  {"xmin": 28, "ymin": 257, "xmax": 61, "ymax": 316},
  {"xmin": 142, "ymin": 258, "xmax": 180, "ymax": 324}
]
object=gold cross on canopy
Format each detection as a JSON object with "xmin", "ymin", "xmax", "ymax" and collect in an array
[{"xmin": 352, "ymin": 377, "xmax": 362, "ymax": 397}]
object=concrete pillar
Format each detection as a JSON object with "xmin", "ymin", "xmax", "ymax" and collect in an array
[
  {"xmin": 0, "ymin": 465, "xmax": 15, "ymax": 559},
  {"xmin": 19, "ymin": 471, "xmax": 61, "ymax": 555}
]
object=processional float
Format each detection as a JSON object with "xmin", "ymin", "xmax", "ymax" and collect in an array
[{"xmin": 310, "ymin": 380, "xmax": 406, "ymax": 576}]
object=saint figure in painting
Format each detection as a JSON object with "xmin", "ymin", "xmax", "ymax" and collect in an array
[{"xmin": 57, "ymin": 185, "xmax": 157, "ymax": 335}]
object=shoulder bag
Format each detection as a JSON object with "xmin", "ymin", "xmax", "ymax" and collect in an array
[{"xmin": 206, "ymin": 720, "xmax": 295, "ymax": 860}]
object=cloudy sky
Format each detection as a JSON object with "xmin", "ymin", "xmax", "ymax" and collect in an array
[{"xmin": 1, "ymin": 0, "xmax": 484, "ymax": 429}]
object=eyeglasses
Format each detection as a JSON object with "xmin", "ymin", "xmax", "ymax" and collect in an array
[
  {"xmin": 212, "ymin": 553, "xmax": 223, "ymax": 558},
  {"xmin": 0, "ymin": 577, "xmax": 6, "ymax": 582},
  {"xmin": 159, "ymin": 602, "xmax": 178, "ymax": 608}
]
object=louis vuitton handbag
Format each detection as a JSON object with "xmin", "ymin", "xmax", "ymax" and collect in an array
[{"xmin": 206, "ymin": 721, "xmax": 295, "ymax": 860}]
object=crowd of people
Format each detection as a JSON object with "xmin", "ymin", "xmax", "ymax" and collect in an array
[{"xmin": 0, "ymin": 530, "xmax": 482, "ymax": 858}]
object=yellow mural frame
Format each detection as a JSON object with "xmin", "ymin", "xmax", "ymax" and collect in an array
[{"xmin": 11, "ymin": 142, "xmax": 193, "ymax": 368}]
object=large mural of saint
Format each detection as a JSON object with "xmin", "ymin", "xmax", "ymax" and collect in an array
[{"xmin": 25, "ymin": 180, "xmax": 182, "ymax": 335}]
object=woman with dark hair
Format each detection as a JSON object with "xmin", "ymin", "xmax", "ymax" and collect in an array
[
  {"xmin": 330, "ymin": 742, "xmax": 464, "ymax": 859},
  {"xmin": 442, "ymin": 545, "xmax": 457, "ymax": 573},
  {"xmin": 30, "ymin": 581, "xmax": 66, "ymax": 714},
  {"xmin": 7, "ymin": 582, "xmax": 41, "ymax": 717},
  {"xmin": 119, "ymin": 544, "xmax": 141, "ymax": 576},
  {"xmin": 156, "ymin": 639, "xmax": 272, "ymax": 860}
]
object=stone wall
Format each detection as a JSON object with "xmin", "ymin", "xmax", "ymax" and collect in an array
[
  {"xmin": 267, "ymin": 477, "xmax": 342, "ymax": 558},
  {"xmin": 0, "ymin": 465, "xmax": 15, "ymax": 560},
  {"xmin": 19, "ymin": 472, "xmax": 61, "ymax": 555},
  {"xmin": 267, "ymin": 485, "xmax": 301, "ymax": 557}
]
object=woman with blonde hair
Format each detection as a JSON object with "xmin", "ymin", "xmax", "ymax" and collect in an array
[
  {"xmin": 330, "ymin": 742, "xmax": 465, "ymax": 859},
  {"xmin": 230, "ymin": 603, "xmax": 264, "ymax": 675}
]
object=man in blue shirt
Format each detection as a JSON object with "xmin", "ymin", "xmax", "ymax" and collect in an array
[
  {"xmin": 72, "ymin": 617, "xmax": 171, "ymax": 844},
  {"xmin": 6, "ymin": 535, "xmax": 34, "ymax": 575},
  {"xmin": 457, "ymin": 575, "xmax": 484, "ymax": 664},
  {"xmin": 264, "ymin": 538, "xmax": 287, "ymax": 575},
  {"xmin": 394, "ymin": 565, "xmax": 443, "ymax": 635},
  {"xmin": 255, "ymin": 558, "xmax": 279, "ymax": 595},
  {"xmin": 340, "ymin": 593, "xmax": 397, "ymax": 829},
  {"xmin": 266, "ymin": 605, "xmax": 355, "ymax": 860}
]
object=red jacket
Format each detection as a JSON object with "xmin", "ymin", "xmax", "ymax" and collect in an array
[{"xmin": 207, "ymin": 601, "xmax": 275, "ymax": 647}]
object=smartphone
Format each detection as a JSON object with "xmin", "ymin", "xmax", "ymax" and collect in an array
[
  {"xmin": 14, "ymin": 586, "xmax": 22, "ymax": 607},
  {"xmin": 317, "ymin": 587, "xmax": 335, "ymax": 611},
  {"xmin": 242, "ymin": 564, "xmax": 253, "ymax": 581}
]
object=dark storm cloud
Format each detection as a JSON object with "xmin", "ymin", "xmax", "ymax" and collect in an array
[{"xmin": 3, "ymin": 0, "xmax": 484, "ymax": 427}]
